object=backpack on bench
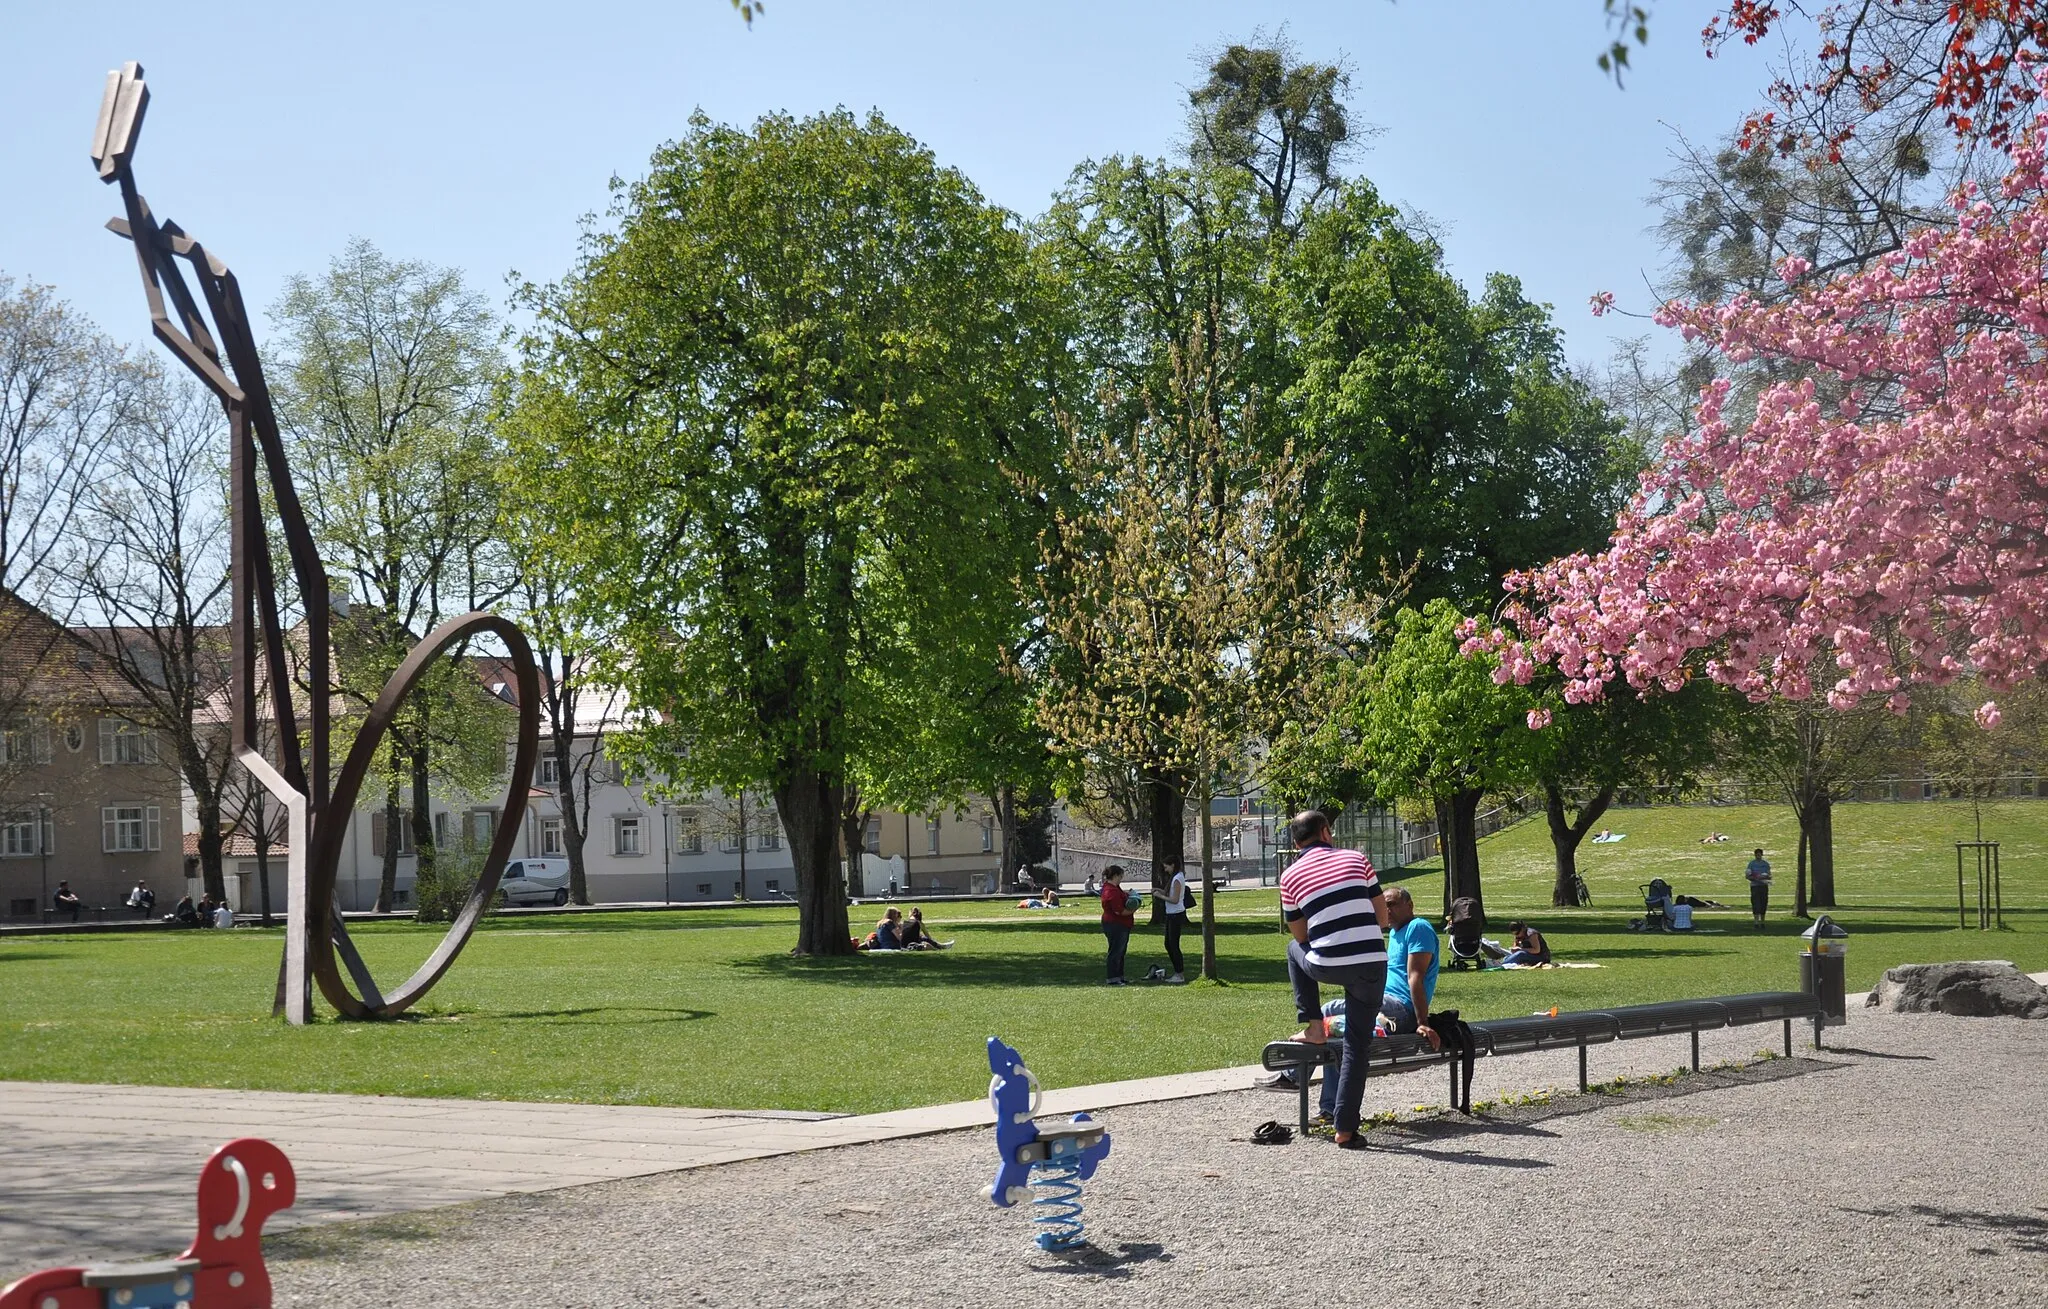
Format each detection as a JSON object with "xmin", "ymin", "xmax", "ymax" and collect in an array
[{"xmin": 1430, "ymin": 1008, "xmax": 1479, "ymax": 1112}]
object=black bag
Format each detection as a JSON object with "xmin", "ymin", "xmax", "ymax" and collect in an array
[{"xmin": 1428, "ymin": 1008, "xmax": 1479, "ymax": 1113}]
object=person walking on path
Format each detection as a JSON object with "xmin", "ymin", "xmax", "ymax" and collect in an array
[
  {"xmin": 1099, "ymin": 865, "xmax": 1137, "ymax": 986},
  {"xmin": 1745, "ymin": 848, "xmax": 1773, "ymax": 928},
  {"xmin": 1279, "ymin": 810, "xmax": 1389, "ymax": 1149},
  {"xmin": 1161, "ymin": 857, "xmax": 1191, "ymax": 985}
]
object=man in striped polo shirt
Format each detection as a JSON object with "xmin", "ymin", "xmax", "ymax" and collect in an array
[{"xmin": 1279, "ymin": 809, "xmax": 1390, "ymax": 1148}]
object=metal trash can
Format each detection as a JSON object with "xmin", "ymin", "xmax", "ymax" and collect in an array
[{"xmin": 1800, "ymin": 916, "xmax": 1849, "ymax": 1027}]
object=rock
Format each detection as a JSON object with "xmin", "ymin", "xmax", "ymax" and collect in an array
[{"xmin": 1864, "ymin": 960, "xmax": 2048, "ymax": 1018}]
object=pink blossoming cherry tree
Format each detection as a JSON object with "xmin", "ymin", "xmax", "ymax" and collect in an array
[{"xmin": 1468, "ymin": 86, "xmax": 2048, "ymax": 724}]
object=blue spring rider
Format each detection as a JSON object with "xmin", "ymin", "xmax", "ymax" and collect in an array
[{"xmin": 982, "ymin": 1035, "xmax": 1112, "ymax": 1252}]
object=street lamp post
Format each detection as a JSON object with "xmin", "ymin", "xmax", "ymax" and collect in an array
[{"xmin": 35, "ymin": 793, "xmax": 52, "ymax": 923}]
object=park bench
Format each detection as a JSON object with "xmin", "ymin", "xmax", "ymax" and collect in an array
[{"xmin": 1259, "ymin": 989, "xmax": 1827, "ymax": 1136}]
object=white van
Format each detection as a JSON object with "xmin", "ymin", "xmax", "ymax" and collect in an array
[{"xmin": 500, "ymin": 858, "xmax": 572, "ymax": 907}]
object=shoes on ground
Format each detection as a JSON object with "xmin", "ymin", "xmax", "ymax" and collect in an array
[
  {"xmin": 1335, "ymin": 1134, "xmax": 1370, "ymax": 1151},
  {"xmin": 1255, "ymin": 1072, "xmax": 1299, "ymax": 1091},
  {"xmin": 1105, "ymin": 977, "xmax": 1126, "ymax": 986},
  {"xmin": 1169, "ymin": 974, "xmax": 1185, "ymax": 985}
]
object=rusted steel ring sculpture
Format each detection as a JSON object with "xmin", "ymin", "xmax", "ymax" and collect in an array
[
  {"xmin": 91, "ymin": 62, "xmax": 541, "ymax": 1021},
  {"xmin": 312, "ymin": 613, "xmax": 540, "ymax": 1019}
]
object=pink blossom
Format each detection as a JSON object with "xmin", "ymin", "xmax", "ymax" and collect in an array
[
  {"xmin": 1475, "ymin": 79, "xmax": 2048, "ymax": 714},
  {"xmin": 1589, "ymin": 290, "xmax": 1616, "ymax": 317},
  {"xmin": 1977, "ymin": 701, "xmax": 2002, "ymax": 730},
  {"xmin": 1526, "ymin": 708, "xmax": 1552, "ymax": 730}
]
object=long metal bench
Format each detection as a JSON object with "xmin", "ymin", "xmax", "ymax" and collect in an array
[{"xmin": 1259, "ymin": 989, "xmax": 1827, "ymax": 1136}]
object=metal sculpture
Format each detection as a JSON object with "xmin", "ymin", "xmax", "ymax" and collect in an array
[
  {"xmin": 0, "ymin": 1137, "xmax": 297, "ymax": 1308},
  {"xmin": 982, "ymin": 1036, "xmax": 1111, "ymax": 1252},
  {"xmin": 90, "ymin": 62, "xmax": 541, "ymax": 1022}
]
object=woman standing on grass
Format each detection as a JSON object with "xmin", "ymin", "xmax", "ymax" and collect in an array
[
  {"xmin": 1099, "ymin": 866, "xmax": 1137, "ymax": 986},
  {"xmin": 1161, "ymin": 857, "xmax": 1190, "ymax": 985}
]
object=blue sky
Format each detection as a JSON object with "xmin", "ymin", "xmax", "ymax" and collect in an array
[{"xmin": 2, "ymin": 1, "xmax": 1776, "ymax": 370}]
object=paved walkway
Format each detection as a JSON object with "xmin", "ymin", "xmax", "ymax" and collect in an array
[
  {"xmin": 0, "ymin": 1064, "xmax": 1254, "ymax": 1272},
  {"xmin": 9, "ymin": 971, "xmax": 2040, "ymax": 1280}
]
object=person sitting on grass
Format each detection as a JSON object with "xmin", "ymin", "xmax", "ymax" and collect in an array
[
  {"xmin": 171, "ymin": 894, "xmax": 200, "ymax": 927},
  {"xmin": 868, "ymin": 907, "xmax": 904, "ymax": 950},
  {"xmin": 901, "ymin": 907, "xmax": 951, "ymax": 950},
  {"xmin": 1500, "ymin": 920, "xmax": 1551, "ymax": 967}
]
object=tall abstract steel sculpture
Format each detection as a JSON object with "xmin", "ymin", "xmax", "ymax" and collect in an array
[{"xmin": 91, "ymin": 62, "xmax": 542, "ymax": 1023}]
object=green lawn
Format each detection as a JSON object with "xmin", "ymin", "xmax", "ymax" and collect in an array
[{"xmin": 0, "ymin": 799, "xmax": 2038, "ymax": 1114}]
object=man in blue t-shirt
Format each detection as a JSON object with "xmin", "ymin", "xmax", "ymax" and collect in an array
[{"xmin": 1314, "ymin": 885, "xmax": 1439, "ymax": 1123}]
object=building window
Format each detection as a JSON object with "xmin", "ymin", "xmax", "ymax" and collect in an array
[
  {"xmin": 465, "ymin": 810, "xmax": 497, "ymax": 848},
  {"xmin": 102, "ymin": 804, "xmax": 161, "ymax": 853},
  {"xmin": 1, "ymin": 724, "xmax": 49, "ymax": 766},
  {"xmin": 538, "ymin": 755, "xmax": 562, "ymax": 786},
  {"xmin": 371, "ymin": 812, "xmax": 414, "ymax": 857},
  {"xmin": 615, "ymin": 814, "xmax": 644, "ymax": 857},
  {"xmin": 755, "ymin": 816, "xmax": 781, "ymax": 851},
  {"xmin": 98, "ymin": 719, "xmax": 157, "ymax": 765},
  {"xmin": 63, "ymin": 724, "xmax": 84, "ymax": 753},
  {"xmin": 1, "ymin": 813, "xmax": 41, "ymax": 857},
  {"xmin": 539, "ymin": 817, "xmax": 564, "ymax": 856},
  {"xmin": 675, "ymin": 813, "xmax": 703, "ymax": 854},
  {"xmin": 982, "ymin": 818, "xmax": 995, "ymax": 853},
  {"xmin": 434, "ymin": 812, "xmax": 451, "ymax": 847},
  {"xmin": 927, "ymin": 816, "xmax": 941, "ymax": 854},
  {"xmin": 864, "ymin": 818, "xmax": 881, "ymax": 853},
  {"xmin": 696, "ymin": 882, "xmax": 712, "ymax": 896},
  {"xmin": 765, "ymin": 878, "xmax": 781, "ymax": 894}
]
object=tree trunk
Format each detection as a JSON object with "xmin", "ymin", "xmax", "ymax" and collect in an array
[
  {"xmin": 196, "ymin": 822, "xmax": 227, "ymax": 905},
  {"xmin": 1794, "ymin": 822, "xmax": 1810, "ymax": 919},
  {"xmin": 1199, "ymin": 781, "xmax": 1218, "ymax": 980},
  {"xmin": 837, "ymin": 788, "xmax": 869, "ymax": 905},
  {"xmin": 996, "ymin": 783, "xmax": 1023, "ymax": 885},
  {"xmin": 1443, "ymin": 789, "xmax": 1485, "ymax": 920},
  {"xmin": 556, "ymin": 737, "xmax": 589, "ymax": 905},
  {"xmin": 1807, "ymin": 792, "xmax": 1837, "ymax": 906},
  {"xmin": 1147, "ymin": 771, "xmax": 1184, "ymax": 924},
  {"xmin": 377, "ymin": 775, "xmax": 401, "ymax": 913},
  {"xmin": 1436, "ymin": 795, "xmax": 1457, "ymax": 921},
  {"xmin": 411, "ymin": 744, "xmax": 437, "ymax": 894},
  {"xmin": 737, "ymin": 791, "xmax": 749, "ymax": 901},
  {"xmin": 253, "ymin": 790, "xmax": 274, "ymax": 925},
  {"xmin": 777, "ymin": 767, "xmax": 852, "ymax": 955},
  {"xmin": 1545, "ymin": 782, "xmax": 1612, "ymax": 908}
]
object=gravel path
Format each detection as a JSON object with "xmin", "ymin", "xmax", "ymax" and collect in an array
[{"xmin": 267, "ymin": 1012, "xmax": 2047, "ymax": 1308}]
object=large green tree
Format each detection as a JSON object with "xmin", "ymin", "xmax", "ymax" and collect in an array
[
  {"xmin": 1523, "ymin": 678, "xmax": 1732, "ymax": 906},
  {"xmin": 512, "ymin": 110, "xmax": 1050, "ymax": 955},
  {"xmin": 1280, "ymin": 185, "xmax": 1636, "ymax": 609},
  {"xmin": 1351, "ymin": 600, "xmax": 1532, "ymax": 918},
  {"xmin": 270, "ymin": 240, "xmax": 509, "ymax": 911}
]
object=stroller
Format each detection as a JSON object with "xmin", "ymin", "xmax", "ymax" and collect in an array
[
  {"xmin": 1638, "ymin": 878, "xmax": 1675, "ymax": 931},
  {"xmin": 1445, "ymin": 895, "xmax": 1487, "ymax": 970}
]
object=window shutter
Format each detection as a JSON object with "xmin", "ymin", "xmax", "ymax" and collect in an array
[
  {"xmin": 102, "ymin": 807, "xmax": 117, "ymax": 853},
  {"xmin": 98, "ymin": 718, "xmax": 116, "ymax": 764},
  {"xmin": 142, "ymin": 731, "xmax": 159, "ymax": 765},
  {"xmin": 33, "ymin": 725, "xmax": 51, "ymax": 765},
  {"xmin": 42, "ymin": 813, "xmax": 54, "ymax": 856},
  {"xmin": 371, "ymin": 812, "xmax": 387, "ymax": 858},
  {"xmin": 145, "ymin": 806, "xmax": 161, "ymax": 851}
]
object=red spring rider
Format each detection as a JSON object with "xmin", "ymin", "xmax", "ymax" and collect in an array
[{"xmin": 0, "ymin": 1138, "xmax": 296, "ymax": 1309}]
